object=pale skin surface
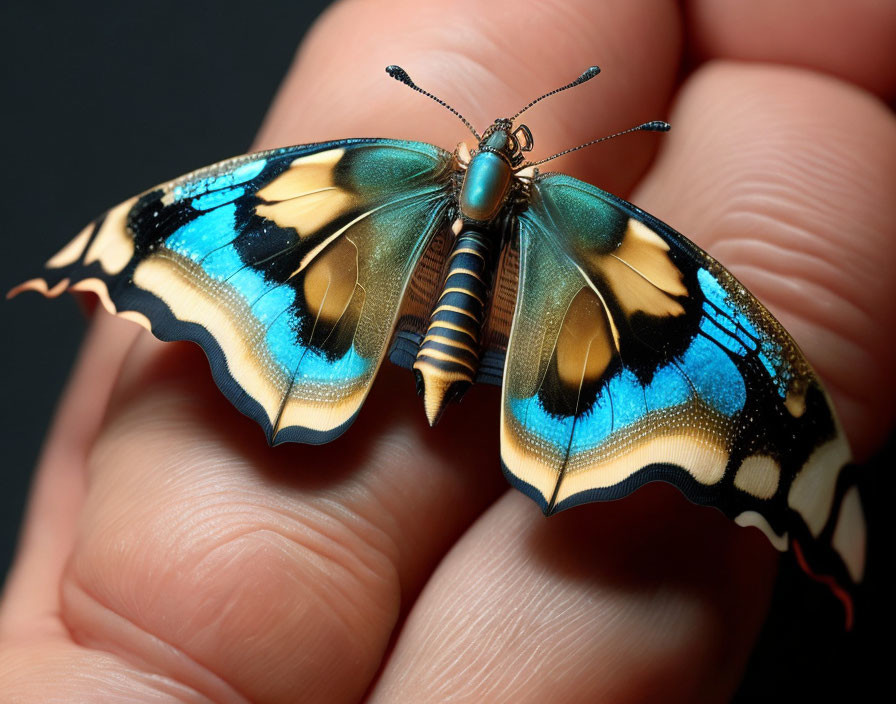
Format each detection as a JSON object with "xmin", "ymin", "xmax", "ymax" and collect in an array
[{"xmin": 2, "ymin": 0, "xmax": 895, "ymax": 701}]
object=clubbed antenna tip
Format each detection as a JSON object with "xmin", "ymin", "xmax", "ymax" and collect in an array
[
  {"xmin": 577, "ymin": 66, "xmax": 601, "ymax": 83},
  {"xmin": 386, "ymin": 65, "xmax": 413, "ymax": 86},
  {"xmin": 520, "ymin": 120, "xmax": 671, "ymax": 169},
  {"xmin": 511, "ymin": 64, "xmax": 602, "ymax": 120},
  {"xmin": 385, "ymin": 64, "xmax": 480, "ymax": 140}
]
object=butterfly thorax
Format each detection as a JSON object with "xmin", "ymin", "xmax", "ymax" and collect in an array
[{"xmin": 458, "ymin": 119, "xmax": 533, "ymax": 223}]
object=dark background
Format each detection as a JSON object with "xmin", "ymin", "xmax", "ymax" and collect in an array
[
  {"xmin": 1, "ymin": 0, "xmax": 328, "ymax": 570},
  {"xmin": 0, "ymin": 1, "xmax": 889, "ymax": 700}
]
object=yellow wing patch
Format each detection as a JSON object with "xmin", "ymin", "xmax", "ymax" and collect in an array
[
  {"xmin": 734, "ymin": 455, "xmax": 781, "ymax": 499},
  {"xmin": 255, "ymin": 149, "xmax": 353, "ymax": 236},
  {"xmin": 596, "ymin": 218, "xmax": 687, "ymax": 319},
  {"xmin": 554, "ymin": 288, "xmax": 614, "ymax": 388}
]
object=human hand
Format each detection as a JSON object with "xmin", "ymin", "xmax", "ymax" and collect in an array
[{"xmin": 2, "ymin": 0, "xmax": 894, "ymax": 701}]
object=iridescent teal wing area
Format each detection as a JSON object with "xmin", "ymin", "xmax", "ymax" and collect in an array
[
  {"xmin": 14, "ymin": 139, "xmax": 454, "ymax": 443},
  {"xmin": 502, "ymin": 172, "xmax": 865, "ymax": 611}
]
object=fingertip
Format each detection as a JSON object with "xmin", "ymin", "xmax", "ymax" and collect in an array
[
  {"xmin": 634, "ymin": 61, "xmax": 896, "ymax": 456},
  {"xmin": 686, "ymin": 0, "xmax": 896, "ymax": 99},
  {"xmin": 257, "ymin": 0, "xmax": 683, "ymax": 195}
]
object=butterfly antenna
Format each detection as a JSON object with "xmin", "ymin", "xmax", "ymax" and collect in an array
[
  {"xmin": 520, "ymin": 120, "xmax": 670, "ymax": 169},
  {"xmin": 386, "ymin": 65, "xmax": 481, "ymax": 141},
  {"xmin": 511, "ymin": 65, "xmax": 602, "ymax": 121}
]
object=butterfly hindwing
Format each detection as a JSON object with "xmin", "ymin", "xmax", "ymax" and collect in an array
[
  {"xmin": 16, "ymin": 139, "xmax": 455, "ymax": 443},
  {"xmin": 501, "ymin": 172, "xmax": 865, "ymax": 592}
]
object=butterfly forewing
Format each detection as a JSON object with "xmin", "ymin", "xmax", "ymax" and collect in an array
[
  {"xmin": 17, "ymin": 139, "xmax": 455, "ymax": 444},
  {"xmin": 502, "ymin": 172, "xmax": 865, "ymax": 589}
]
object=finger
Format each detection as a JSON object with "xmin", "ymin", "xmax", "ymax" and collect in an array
[
  {"xmin": 258, "ymin": 0, "xmax": 682, "ymax": 195},
  {"xmin": 371, "ymin": 490, "xmax": 775, "ymax": 703},
  {"xmin": 635, "ymin": 61, "xmax": 896, "ymax": 455},
  {"xmin": 0, "ymin": 311, "xmax": 139, "ymax": 636},
  {"xmin": 686, "ymin": 0, "xmax": 896, "ymax": 98},
  {"xmin": 9, "ymin": 1, "xmax": 686, "ymax": 703},
  {"xmin": 371, "ymin": 61, "xmax": 896, "ymax": 702}
]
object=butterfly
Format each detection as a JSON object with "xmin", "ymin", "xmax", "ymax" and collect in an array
[{"xmin": 12, "ymin": 65, "xmax": 865, "ymax": 624}]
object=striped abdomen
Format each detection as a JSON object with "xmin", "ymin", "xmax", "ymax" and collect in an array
[{"xmin": 414, "ymin": 228, "xmax": 494, "ymax": 424}]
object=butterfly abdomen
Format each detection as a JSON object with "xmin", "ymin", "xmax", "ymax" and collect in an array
[{"xmin": 414, "ymin": 228, "xmax": 495, "ymax": 425}]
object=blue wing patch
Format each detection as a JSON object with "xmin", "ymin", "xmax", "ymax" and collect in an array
[
  {"xmin": 15, "ymin": 139, "xmax": 455, "ymax": 443},
  {"xmin": 501, "ymin": 173, "xmax": 864, "ymax": 607}
]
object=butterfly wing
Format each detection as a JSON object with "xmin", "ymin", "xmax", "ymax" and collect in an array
[
  {"xmin": 14, "ymin": 139, "xmax": 455, "ymax": 444},
  {"xmin": 502, "ymin": 172, "xmax": 865, "ymax": 602}
]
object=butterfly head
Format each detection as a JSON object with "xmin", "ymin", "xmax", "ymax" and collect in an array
[
  {"xmin": 386, "ymin": 64, "xmax": 669, "ymax": 172},
  {"xmin": 477, "ymin": 119, "xmax": 534, "ymax": 168}
]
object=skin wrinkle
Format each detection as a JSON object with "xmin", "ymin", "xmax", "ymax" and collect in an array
[
  {"xmin": 62, "ymin": 575, "xmax": 249, "ymax": 704},
  {"xmin": 350, "ymin": 385, "xmax": 504, "ymax": 594},
  {"xmin": 82, "ymin": 476, "xmax": 397, "ymax": 638},
  {"xmin": 68, "ymin": 404, "xmax": 403, "ymax": 697},
  {"xmin": 772, "ymin": 314, "xmax": 878, "ymax": 394},
  {"xmin": 703, "ymin": 174, "xmax": 865, "ymax": 264},
  {"xmin": 752, "ymin": 314, "xmax": 880, "ymax": 448},
  {"xmin": 682, "ymin": 239, "xmax": 876, "ymax": 437},
  {"xmin": 372, "ymin": 468, "xmax": 776, "ymax": 701},
  {"xmin": 713, "ymin": 240, "xmax": 878, "ymax": 353},
  {"xmin": 737, "ymin": 192, "xmax": 875, "ymax": 283},
  {"xmin": 716, "ymin": 157, "xmax": 884, "ymax": 252},
  {"xmin": 181, "ymin": 505, "xmax": 391, "ymax": 612},
  {"xmin": 198, "ymin": 528, "xmax": 381, "ymax": 651},
  {"xmin": 96, "ymin": 378, "xmax": 401, "ymax": 570},
  {"xmin": 283, "ymin": 501, "xmax": 402, "ymax": 613},
  {"xmin": 346, "ymin": 479, "xmax": 418, "ymax": 598},
  {"xmin": 782, "ymin": 139, "xmax": 879, "ymax": 201},
  {"xmin": 729, "ymin": 262, "xmax": 876, "ymax": 347},
  {"xmin": 709, "ymin": 202, "xmax": 867, "ymax": 300},
  {"xmin": 710, "ymin": 234, "xmax": 848, "ymax": 296},
  {"xmin": 710, "ymin": 204, "xmax": 853, "ymax": 265},
  {"xmin": 652, "ymin": 62, "xmax": 896, "ymax": 256},
  {"xmin": 71, "ymin": 324, "xmax": 504, "ymax": 700},
  {"xmin": 73, "ymin": 517, "xmax": 378, "ymax": 703},
  {"xmin": 372, "ymin": 503, "xmax": 716, "ymax": 703},
  {"xmin": 686, "ymin": 0, "xmax": 896, "ymax": 97},
  {"xmin": 745, "ymin": 175, "xmax": 861, "ymax": 231},
  {"xmin": 1, "ymin": 645, "xmax": 210, "ymax": 703},
  {"xmin": 490, "ymin": 594, "xmax": 611, "ymax": 691},
  {"xmin": 419, "ymin": 582, "xmax": 542, "ymax": 699}
]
